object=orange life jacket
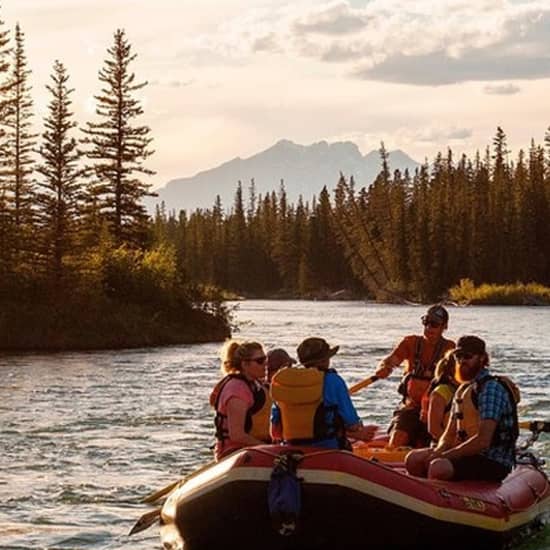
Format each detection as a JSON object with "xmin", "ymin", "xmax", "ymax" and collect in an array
[{"xmin": 398, "ymin": 336, "xmax": 448, "ymax": 406}]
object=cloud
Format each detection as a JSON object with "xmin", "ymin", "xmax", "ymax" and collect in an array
[
  {"xmin": 413, "ymin": 126, "xmax": 473, "ymax": 143},
  {"xmin": 292, "ymin": 2, "xmax": 369, "ymax": 35},
  {"xmin": 186, "ymin": 0, "xmax": 550, "ymax": 86},
  {"xmin": 149, "ymin": 79, "xmax": 194, "ymax": 88},
  {"xmin": 484, "ymin": 83, "xmax": 521, "ymax": 94}
]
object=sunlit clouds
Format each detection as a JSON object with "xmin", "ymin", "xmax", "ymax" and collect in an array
[{"xmin": 3, "ymin": 0, "xmax": 550, "ymax": 190}]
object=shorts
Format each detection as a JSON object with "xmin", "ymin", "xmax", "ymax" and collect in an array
[
  {"xmin": 388, "ymin": 406, "xmax": 430, "ymax": 447},
  {"xmin": 450, "ymin": 455, "xmax": 510, "ymax": 482}
]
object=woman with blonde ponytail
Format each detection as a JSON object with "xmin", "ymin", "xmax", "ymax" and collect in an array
[{"xmin": 209, "ymin": 339, "xmax": 272, "ymax": 460}]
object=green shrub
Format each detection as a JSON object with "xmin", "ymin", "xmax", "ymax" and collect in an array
[{"xmin": 449, "ymin": 278, "xmax": 550, "ymax": 305}]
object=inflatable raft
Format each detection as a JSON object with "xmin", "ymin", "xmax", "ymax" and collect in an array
[{"xmin": 159, "ymin": 444, "xmax": 549, "ymax": 550}]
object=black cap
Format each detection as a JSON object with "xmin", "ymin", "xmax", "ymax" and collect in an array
[
  {"xmin": 455, "ymin": 335, "xmax": 486, "ymax": 355},
  {"xmin": 297, "ymin": 337, "xmax": 339, "ymax": 365},
  {"xmin": 267, "ymin": 348, "xmax": 297, "ymax": 372},
  {"xmin": 421, "ymin": 304, "xmax": 449, "ymax": 325}
]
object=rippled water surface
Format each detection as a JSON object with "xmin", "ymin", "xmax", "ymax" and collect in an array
[{"xmin": 1, "ymin": 301, "xmax": 549, "ymax": 549}]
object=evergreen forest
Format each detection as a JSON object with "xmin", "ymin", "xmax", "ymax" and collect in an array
[
  {"xmin": 1, "ymin": 12, "xmax": 549, "ymax": 349},
  {"xmin": 152, "ymin": 132, "xmax": 550, "ymax": 304}
]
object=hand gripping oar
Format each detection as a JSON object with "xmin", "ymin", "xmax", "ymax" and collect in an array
[{"xmin": 349, "ymin": 375, "xmax": 379, "ymax": 395}]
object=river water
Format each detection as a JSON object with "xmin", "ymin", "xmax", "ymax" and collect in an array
[{"xmin": 1, "ymin": 301, "xmax": 549, "ymax": 550}]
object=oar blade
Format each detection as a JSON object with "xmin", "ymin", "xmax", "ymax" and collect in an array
[{"xmin": 128, "ymin": 508, "xmax": 161, "ymax": 536}]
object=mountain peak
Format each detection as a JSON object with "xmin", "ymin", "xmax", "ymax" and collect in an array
[{"xmin": 150, "ymin": 139, "xmax": 420, "ymax": 213}]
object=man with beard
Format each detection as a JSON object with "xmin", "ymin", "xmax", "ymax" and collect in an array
[{"xmin": 405, "ymin": 335, "xmax": 519, "ymax": 482}]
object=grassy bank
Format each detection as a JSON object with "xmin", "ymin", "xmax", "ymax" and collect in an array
[
  {"xmin": 449, "ymin": 279, "xmax": 550, "ymax": 306},
  {"xmin": 0, "ymin": 295, "xmax": 230, "ymax": 351}
]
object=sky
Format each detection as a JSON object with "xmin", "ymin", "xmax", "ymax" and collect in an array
[{"xmin": 3, "ymin": 0, "xmax": 550, "ymax": 190}]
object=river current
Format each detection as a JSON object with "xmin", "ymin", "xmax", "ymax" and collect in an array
[{"xmin": 1, "ymin": 301, "xmax": 549, "ymax": 549}]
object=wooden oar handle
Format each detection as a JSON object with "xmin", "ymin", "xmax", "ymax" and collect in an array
[{"xmin": 349, "ymin": 375, "xmax": 379, "ymax": 395}]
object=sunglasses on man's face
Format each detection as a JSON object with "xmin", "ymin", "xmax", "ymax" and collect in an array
[
  {"xmin": 454, "ymin": 352, "xmax": 474, "ymax": 361},
  {"xmin": 422, "ymin": 320, "xmax": 443, "ymax": 328},
  {"xmin": 247, "ymin": 355, "xmax": 267, "ymax": 365}
]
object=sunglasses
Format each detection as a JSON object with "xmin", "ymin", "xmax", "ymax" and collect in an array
[
  {"xmin": 422, "ymin": 320, "xmax": 443, "ymax": 328},
  {"xmin": 454, "ymin": 351, "xmax": 474, "ymax": 361},
  {"xmin": 247, "ymin": 355, "xmax": 267, "ymax": 365}
]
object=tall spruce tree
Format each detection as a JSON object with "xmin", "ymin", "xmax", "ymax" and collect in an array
[
  {"xmin": 36, "ymin": 60, "xmax": 82, "ymax": 285},
  {"xmin": 0, "ymin": 14, "xmax": 12, "ymax": 285},
  {"xmin": 82, "ymin": 29, "xmax": 154, "ymax": 248},
  {"xmin": 1, "ymin": 23, "xmax": 36, "ymax": 275}
]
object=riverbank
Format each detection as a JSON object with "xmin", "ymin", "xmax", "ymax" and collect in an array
[
  {"xmin": 237, "ymin": 281, "xmax": 550, "ymax": 305},
  {"xmin": 0, "ymin": 297, "xmax": 230, "ymax": 351}
]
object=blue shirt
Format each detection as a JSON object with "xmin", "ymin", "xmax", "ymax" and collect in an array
[
  {"xmin": 476, "ymin": 370, "xmax": 517, "ymax": 471},
  {"xmin": 271, "ymin": 369, "xmax": 361, "ymax": 449}
]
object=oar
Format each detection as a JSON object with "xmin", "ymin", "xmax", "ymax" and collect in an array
[
  {"xmin": 129, "ymin": 508, "xmax": 161, "ymax": 536},
  {"xmin": 142, "ymin": 458, "xmax": 218, "ymax": 504},
  {"xmin": 519, "ymin": 420, "xmax": 550, "ymax": 433},
  {"xmin": 142, "ymin": 479, "xmax": 181, "ymax": 505},
  {"xmin": 349, "ymin": 375, "xmax": 379, "ymax": 395},
  {"xmin": 131, "ymin": 455, "xmax": 232, "ymax": 536}
]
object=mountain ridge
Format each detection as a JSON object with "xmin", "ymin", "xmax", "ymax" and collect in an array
[{"xmin": 148, "ymin": 139, "xmax": 420, "ymax": 213}]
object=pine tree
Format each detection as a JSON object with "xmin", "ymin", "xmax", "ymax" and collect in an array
[
  {"xmin": 36, "ymin": 60, "xmax": 82, "ymax": 285},
  {"xmin": 0, "ymin": 14, "xmax": 12, "ymax": 285},
  {"xmin": 226, "ymin": 181, "xmax": 247, "ymax": 290},
  {"xmin": 1, "ymin": 23, "xmax": 36, "ymax": 276},
  {"xmin": 81, "ymin": 29, "xmax": 155, "ymax": 248},
  {"xmin": 0, "ymin": 12, "xmax": 11, "ymax": 123}
]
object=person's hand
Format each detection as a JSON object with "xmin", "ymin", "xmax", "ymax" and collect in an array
[
  {"xmin": 375, "ymin": 363, "xmax": 393, "ymax": 379},
  {"xmin": 360, "ymin": 424, "xmax": 378, "ymax": 441},
  {"xmin": 347, "ymin": 424, "xmax": 378, "ymax": 442}
]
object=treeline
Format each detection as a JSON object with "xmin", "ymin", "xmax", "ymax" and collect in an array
[
  {"xmin": 152, "ymin": 130, "xmax": 550, "ymax": 302},
  {"xmin": 0, "ymin": 15, "xmax": 229, "ymax": 349}
]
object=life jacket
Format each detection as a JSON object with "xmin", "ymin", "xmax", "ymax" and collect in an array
[
  {"xmin": 270, "ymin": 367, "xmax": 345, "ymax": 446},
  {"xmin": 419, "ymin": 376, "xmax": 458, "ymax": 427},
  {"xmin": 398, "ymin": 336, "xmax": 447, "ymax": 406},
  {"xmin": 452, "ymin": 374, "xmax": 520, "ymax": 454},
  {"xmin": 210, "ymin": 373, "xmax": 272, "ymax": 442}
]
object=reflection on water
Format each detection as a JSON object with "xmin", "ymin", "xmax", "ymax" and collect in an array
[{"xmin": 0, "ymin": 301, "xmax": 548, "ymax": 549}]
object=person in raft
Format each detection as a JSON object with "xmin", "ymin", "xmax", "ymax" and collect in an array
[
  {"xmin": 266, "ymin": 347, "xmax": 297, "ymax": 384},
  {"xmin": 419, "ymin": 349, "xmax": 460, "ymax": 444},
  {"xmin": 210, "ymin": 339, "xmax": 272, "ymax": 461},
  {"xmin": 375, "ymin": 304, "xmax": 455, "ymax": 448},
  {"xmin": 405, "ymin": 335, "xmax": 520, "ymax": 482},
  {"xmin": 270, "ymin": 337, "xmax": 377, "ymax": 449}
]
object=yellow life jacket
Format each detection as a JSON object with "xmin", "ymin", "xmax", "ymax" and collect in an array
[
  {"xmin": 453, "ymin": 374, "xmax": 520, "ymax": 444},
  {"xmin": 419, "ymin": 380, "xmax": 456, "ymax": 426},
  {"xmin": 270, "ymin": 366, "xmax": 326, "ymax": 441},
  {"xmin": 211, "ymin": 374, "xmax": 272, "ymax": 442},
  {"xmin": 250, "ymin": 384, "xmax": 272, "ymax": 441}
]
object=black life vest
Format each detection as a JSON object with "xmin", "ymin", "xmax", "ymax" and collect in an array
[{"xmin": 211, "ymin": 373, "xmax": 271, "ymax": 442}]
